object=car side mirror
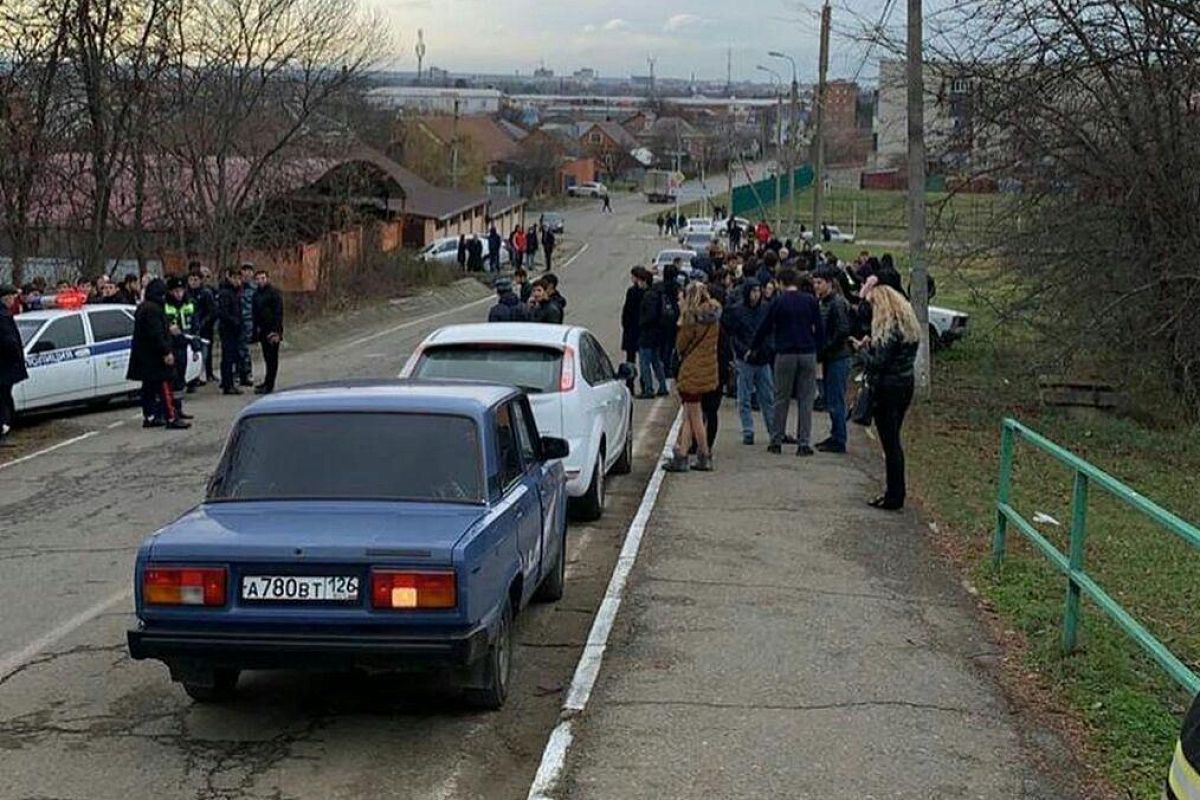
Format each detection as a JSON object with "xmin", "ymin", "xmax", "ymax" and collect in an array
[
  {"xmin": 29, "ymin": 340, "xmax": 54, "ymax": 354},
  {"xmin": 540, "ymin": 436, "xmax": 569, "ymax": 460},
  {"xmin": 616, "ymin": 363, "xmax": 636, "ymax": 382}
]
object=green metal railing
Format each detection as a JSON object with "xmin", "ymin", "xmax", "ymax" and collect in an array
[{"xmin": 993, "ymin": 418, "xmax": 1200, "ymax": 694}]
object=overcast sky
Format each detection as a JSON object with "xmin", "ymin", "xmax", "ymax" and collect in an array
[{"xmin": 380, "ymin": 0, "xmax": 903, "ymax": 84}]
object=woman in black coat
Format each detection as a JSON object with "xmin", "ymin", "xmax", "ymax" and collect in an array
[{"xmin": 127, "ymin": 279, "xmax": 188, "ymax": 428}]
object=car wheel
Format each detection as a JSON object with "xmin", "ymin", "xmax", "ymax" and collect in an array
[
  {"xmin": 611, "ymin": 414, "xmax": 633, "ymax": 475},
  {"xmin": 570, "ymin": 454, "xmax": 605, "ymax": 521},
  {"xmin": 464, "ymin": 599, "xmax": 513, "ymax": 710},
  {"xmin": 182, "ymin": 668, "xmax": 239, "ymax": 703},
  {"xmin": 533, "ymin": 529, "xmax": 566, "ymax": 603}
]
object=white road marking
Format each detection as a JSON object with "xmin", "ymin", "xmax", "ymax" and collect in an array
[
  {"xmin": 0, "ymin": 588, "xmax": 130, "ymax": 683},
  {"xmin": 527, "ymin": 408, "xmax": 684, "ymax": 800},
  {"xmin": 0, "ymin": 431, "xmax": 99, "ymax": 473},
  {"xmin": 339, "ymin": 295, "xmax": 495, "ymax": 350},
  {"xmin": 105, "ymin": 421, "xmax": 125, "ymax": 430},
  {"xmin": 558, "ymin": 242, "xmax": 590, "ymax": 270}
]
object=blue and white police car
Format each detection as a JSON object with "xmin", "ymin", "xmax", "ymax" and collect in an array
[{"xmin": 14, "ymin": 305, "xmax": 202, "ymax": 413}]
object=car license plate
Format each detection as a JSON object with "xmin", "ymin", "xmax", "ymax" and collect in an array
[{"xmin": 241, "ymin": 575, "xmax": 359, "ymax": 602}]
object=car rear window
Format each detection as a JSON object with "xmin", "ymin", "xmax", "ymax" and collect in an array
[
  {"xmin": 16, "ymin": 318, "xmax": 44, "ymax": 346},
  {"xmin": 208, "ymin": 412, "xmax": 484, "ymax": 503},
  {"xmin": 414, "ymin": 345, "xmax": 563, "ymax": 394}
]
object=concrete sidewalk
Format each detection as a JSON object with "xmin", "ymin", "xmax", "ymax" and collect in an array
[{"xmin": 561, "ymin": 405, "xmax": 1080, "ymax": 799}]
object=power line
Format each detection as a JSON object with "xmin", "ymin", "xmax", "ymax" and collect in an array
[{"xmin": 851, "ymin": 0, "xmax": 899, "ymax": 84}]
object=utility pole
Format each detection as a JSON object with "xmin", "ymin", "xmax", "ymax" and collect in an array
[
  {"xmin": 775, "ymin": 92, "xmax": 783, "ymax": 233},
  {"xmin": 813, "ymin": 1, "xmax": 831, "ymax": 234},
  {"xmin": 450, "ymin": 96, "xmax": 461, "ymax": 189},
  {"xmin": 648, "ymin": 56, "xmax": 657, "ymax": 99},
  {"xmin": 415, "ymin": 29, "xmax": 426, "ymax": 84},
  {"xmin": 907, "ymin": 0, "xmax": 931, "ymax": 395}
]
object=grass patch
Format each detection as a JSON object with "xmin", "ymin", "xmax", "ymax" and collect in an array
[{"xmin": 906, "ymin": 262, "xmax": 1199, "ymax": 797}]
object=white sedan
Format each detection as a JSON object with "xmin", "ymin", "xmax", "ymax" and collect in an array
[
  {"xmin": 803, "ymin": 225, "xmax": 857, "ymax": 244},
  {"xmin": 418, "ymin": 236, "xmax": 511, "ymax": 267},
  {"xmin": 401, "ymin": 323, "xmax": 634, "ymax": 521},
  {"xmin": 566, "ymin": 181, "xmax": 608, "ymax": 198},
  {"xmin": 680, "ymin": 217, "xmax": 715, "ymax": 234},
  {"xmin": 14, "ymin": 305, "xmax": 202, "ymax": 413},
  {"xmin": 653, "ymin": 249, "xmax": 696, "ymax": 272}
]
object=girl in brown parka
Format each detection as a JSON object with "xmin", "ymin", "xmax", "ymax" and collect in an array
[{"xmin": 664, "ymin": 281, "xmax": 722, "ymax": 472}]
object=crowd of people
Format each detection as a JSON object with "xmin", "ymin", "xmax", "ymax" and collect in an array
[
  {"xmin": 458, "ymin": 218, "xmax": 558, "ymax": 274},
  {"xmin": 0, "ymin": 262, "xmax": 283, "ymax": 443},
  {"xmin": 487, "ymin": 271, "xmax": 567, "ymax": 324},
  {"xmin": 619, "ymin": 235, "xmax": 921, "ymax": 512}
]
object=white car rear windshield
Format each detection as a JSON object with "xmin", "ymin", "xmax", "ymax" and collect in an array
[
  {"xmin": 415, "ymin": 345, "xmax": 563, "ymax": 394},
  {"xmin": 208, "ymin": 412, "xmax": 484, "ymax": 503}
]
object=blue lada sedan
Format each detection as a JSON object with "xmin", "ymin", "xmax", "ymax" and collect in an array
[{"xmin": 127, "ymin": 380, "xmax": 570, "ymax": 709}]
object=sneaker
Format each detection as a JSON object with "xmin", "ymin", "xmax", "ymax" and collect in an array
[
  {"xmin": 782, "ymin": 435, "xmax": 798, "ymax": 445},
  {"xmin": 814, "ymin": 437, "xmax": 834, "ymax": 449},
  {"xmin": 694, "ymin": 454, "xmax": 714, "ymax": 472},
  {"xmin": 239, "ymin": 378, "xmax": 254, "ymax": 387},
  {"xmin": 222, "ymin": 387, "xmax": 243, "ymax": 396},
  {"xmin": 742, "ymin": 433, "xmax": 754, "ymax": 446},
  {"xmin": 767, "ymin": 443, "xmax": 782, "ymax": 455},
  {"xmin": 656, "ymin": 389, "xmax": 670, "ymax": 397},
  {"xmin": 816, "ymin": 441, "xmax": 846, "ymax": 454},
  {"xmin": 661, "ymin": 453, "xmax": 690, "ymax": 473},
  {"xmin": 142, "ymin": 418, "xmax": 166, "ymax": 429},
  {"xmin": 254, "ymin": 385, "xmax": 273, "ymax": 395},
  {"xmin": 796, "ymin": 445, "xmax": 815, "ymax": 457},
  {"xmin": 165, "ymin": 419, "xmax": 192, "ymax": 430}
]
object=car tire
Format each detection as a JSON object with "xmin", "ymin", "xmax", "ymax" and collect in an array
[
  {"xmin": 464, "ymin": 599, "xmax": 513, "ymax": 710},
  {"xmin": 611, "ymin": 415, "xmax": 633, "ymax": 475},
  {"xmin": 570, "ymin": 454, "xmax": 605, "ymax": 522},
  {"xmin": 533, "ymin": 529, "xmax": 566, "ymax": 603},
  {"xmin": 182, "ymin": 668, "xmax": 239, "ymax": 703}
]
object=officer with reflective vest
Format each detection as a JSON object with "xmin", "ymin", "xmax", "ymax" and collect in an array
[
  {"xmin": 1167, "ymin": 692, "xmax": 1200, "ymax": 800},
  {"xmin": 163, "ymin": 277, "xmax": 195, "ymax": 420}
]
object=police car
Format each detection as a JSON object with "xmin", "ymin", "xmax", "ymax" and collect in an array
[{"xmin": 14, "ymin": 305, "xmax": 202, "ymax": 414}]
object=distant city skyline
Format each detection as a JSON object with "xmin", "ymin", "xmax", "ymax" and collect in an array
[{"xmin": 381, "ymin": 0, "xmax": 904, "ymax": 86}]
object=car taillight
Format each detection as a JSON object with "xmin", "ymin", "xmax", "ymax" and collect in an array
[
  {"xmin": 560, "ymin": 346, "xmax": 576, "ymax": 392},
  {"xmin": 144, "ymin": 567, "xmax": 226, "ymax": 606},
  {"xmin": 371, "ymin": 570, "xmax": 456, "ymax": 610}
]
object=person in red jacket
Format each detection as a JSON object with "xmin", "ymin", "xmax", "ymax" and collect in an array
[
  {"xmin": 512, "ymin": 226, "xmax": 526, "ymax": 270},
  {"xmin": 755, "ymin": 219, "xmax": 771, "ymax": 246}
]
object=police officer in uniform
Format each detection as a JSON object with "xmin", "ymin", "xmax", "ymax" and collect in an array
[
  {"xmin": 163, "ymin": 277, "xmax": 195, "ymax": 420},
  {"xmin": 0, "ymin": 284, "xmax": 28, "ymax": 447}
]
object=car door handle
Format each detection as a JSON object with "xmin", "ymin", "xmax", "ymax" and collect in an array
[{"xmin": 516, "ymin": 509, "xmax": 526, "ymax": 521}]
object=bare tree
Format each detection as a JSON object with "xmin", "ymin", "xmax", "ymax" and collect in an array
[
  {"xmin": 157, "ymin": 0, "xmax": 389, "ymax": 269},
  {"xmin": 0, "ymin": 0, "xmax": 74, "ymax": 286}
]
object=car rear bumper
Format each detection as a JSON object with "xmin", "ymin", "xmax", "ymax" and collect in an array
[{"xmin": 127, "ymin": 624, "xmax": 491, "ymax": 671}]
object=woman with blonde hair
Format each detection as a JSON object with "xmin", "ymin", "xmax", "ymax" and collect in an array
[
  {"xmin": 663, "ymin": 282, "xmax": 722, "ymax": 473},
  {"xmin": 853, "ymin": 279, "xmax": 920, "ymax": 510}
]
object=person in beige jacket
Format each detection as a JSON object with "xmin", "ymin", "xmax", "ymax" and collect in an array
[{"xmin": 663, "ymin": 282, "xmax": 722, "ymax": 473}]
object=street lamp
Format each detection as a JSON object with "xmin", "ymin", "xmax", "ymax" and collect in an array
[
  {"xmin": 769, "ymin": 51, "xmax": 800, "ymax": 230},
  {"xmin": 756, "ymin": 65, "xmax": 784, "ymax": 232}
]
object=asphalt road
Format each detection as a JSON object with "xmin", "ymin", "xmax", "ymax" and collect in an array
[{"xmin": 0, "ymin": 191, "xmax": 681, "ymax": 800}]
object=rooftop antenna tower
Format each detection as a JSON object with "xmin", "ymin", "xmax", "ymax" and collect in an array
[
  {"xmin": 415, "ymin": 29, "xmax": 426, "ymax": 83},
  {"xmin": 726, "ymin": 46, "xmax": 733, "ymax": 95},
  {"xmin": 647, "ymin": 55, "xmax": 657, "ymax": 98}
]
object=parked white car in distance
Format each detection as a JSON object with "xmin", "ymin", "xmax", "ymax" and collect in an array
[
  {"xmin": 802, "ymin": 225, "xmax": 857, "ymax": 244},
  {"xmin": 567, "ymin": 182, "xmax": 608, "ymax": 198},
  {"xmin": 401, "ymin": 323, "xmax": 634, "ymax": 521},
  {"xmin": 928, "ymin": 306, "xmax": 969, "ymax": 349},
  {"xmin": 14, "ymin": 305, "xmax": 202, "ymax": 414},
  {"xmin": 653, "ymin": 249, "xmax": 696, "ymax": 272},
  {"xmin": 681, "ymin": 217, "xmax": 715, "ymax": 234},
  {"xmin": 418, "ymin": 235, "xmax": 510, "ymax": 266}
]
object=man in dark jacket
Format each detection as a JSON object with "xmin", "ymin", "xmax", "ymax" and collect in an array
[
  {"xmin": 251, "ymin": 269, "xmax": 284, "ymax": 394},
  {"xmin": 814, "ymin": 267, "xmax": 853, "ymax": 453},
  {"xmin": 237, "ymin": 263, "xmax": 256, "ymax": 386},
  {"xmin": 543, "ymin": 273, "xmax": 566, "ymax": 320},
  {"xmin": 525, "ymin": 224, "xmax": 539, "ymax": 271},
  {"xmin": 487, "ymin": 225, "xmax": 502, "ymax": 272},
  {"xmin": 0, "ymin": 284, "xmax": 29, "ymax": 447},
  {"xmin": 636, "ymin": 278, "xmax": 669, "ymax": 397},
  {"xmin": 466, "ymin": 235, "xmax": 484, "ymax": 272},
  {"xmin": 526, "ymin": 281, "xmax": 562, "ymax": 324},
  {"xmin": 216, "ymin": 268, "xmax": 243, "ymax": 395},
  {"xmin": 128, "ymin": 278, "xmax": 189, "ymax": 429},
  {"xmin": 187, "ymin": 267, "xmax": 216, "ymax": 384},
  {"xmin": 750, "ymin": 268, "xmax": 825, "ymax": 455},
  {"xmin": 488, "ymin": 278, "xmax": 528, "ymax": 322},
  {"xmin": 621, "ymin": 268, "xmax": 648, "ymax": 376},
  {"xmin": 724, "ymin": 278, "xmax": 775, "ymax": 445},
  {"xmin": 456, "ymin": 235, "xmax": 467, "ymax": 269},
  {"xmin": 541, "ymin": 227, "xmax": 556, "ymax": 273}
]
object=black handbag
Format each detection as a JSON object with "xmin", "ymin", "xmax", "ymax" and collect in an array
[{"xmin": 851, "ymin": 379, "xmax": 874, "ymax": 426}]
